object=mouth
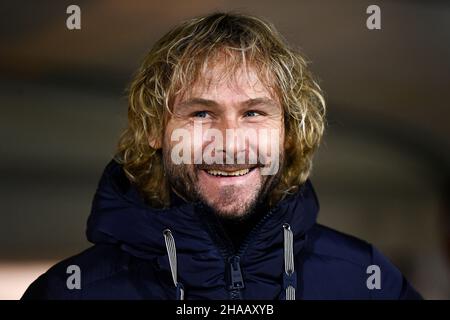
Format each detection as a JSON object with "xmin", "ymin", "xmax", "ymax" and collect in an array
[
  {"xmin": 197, "ymin": 165, "xmax": 260, "ymax": 186},
  {"xmin": 205, "ymin": 168, "xmax": 255, "ymax": 177}
]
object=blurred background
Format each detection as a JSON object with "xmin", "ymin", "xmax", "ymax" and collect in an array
[{"xmin": 0, "ymin": 0, "xmax": 449, "ymax": 299}]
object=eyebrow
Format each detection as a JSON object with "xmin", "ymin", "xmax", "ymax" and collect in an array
[{"xmin": 177, "ymin": 97, "xmax": 278, "ymax": 109}]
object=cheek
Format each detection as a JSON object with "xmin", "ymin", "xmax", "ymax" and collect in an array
[
  {"xmin": 163, "ymin": 122, "xmax": 175, "ymax": 151},
  {"xmin": 251, "ymin": 121, "xmax": 284, "ymax": 157},
  {"xmin": 164, "ymin": 120, "xmax": 197, "ymax": 164}
]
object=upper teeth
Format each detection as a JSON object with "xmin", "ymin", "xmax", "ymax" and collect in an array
[{"xmin": 206, "ymin": 169, "xmax": 250, "ymax": 176}]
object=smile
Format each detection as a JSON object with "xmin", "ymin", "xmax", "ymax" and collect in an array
[
  {"xmin": 206, "ymin": 168, "xmax": 252, "ymax": 177},
  {"xmin": 198, "ymin": 166, "xmax": 260, "ymax": 187}
]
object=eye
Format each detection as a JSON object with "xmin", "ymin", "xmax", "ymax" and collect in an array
[
  {"xmin": 244, "ymin": 110, "xmax": 261, "ymax": 117},
  {"xmin": 193, "ymin": 111, "xmax": 209, "ymax": 118}
]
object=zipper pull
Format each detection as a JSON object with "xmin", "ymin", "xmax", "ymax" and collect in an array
[{"xmin": 228, "ymin": 255, "xmax": 245, "ymax": 292}]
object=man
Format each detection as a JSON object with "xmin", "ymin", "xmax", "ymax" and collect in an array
[{"xmin": 22, "ymin": 12, "xmax": 421, "ymax": 300}]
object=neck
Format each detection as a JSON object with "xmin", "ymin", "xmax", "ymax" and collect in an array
[{"xmin": 216, "ymin": 201, "xmax": 270, "ymax": 250}]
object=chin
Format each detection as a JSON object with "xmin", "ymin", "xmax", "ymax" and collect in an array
[
  {"xmin": 212, "ymin": 206, "xmax": 247, "ymax": 219},
  {"xmin": 201, "ymin": 194, "xmax": 257, "ymax": 219}
]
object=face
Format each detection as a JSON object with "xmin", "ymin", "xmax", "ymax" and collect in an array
[{"xmin": 162, "ymin": 62, "xmax": 284, "ymax": 219}]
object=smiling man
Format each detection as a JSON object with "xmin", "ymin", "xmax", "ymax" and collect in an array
[{"xmin": 22, "ymin": 12, "xmax": 421, "ymax": 300}]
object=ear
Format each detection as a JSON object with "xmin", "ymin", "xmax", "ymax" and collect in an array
[{"xmin": 148, "ymin": 134, "xmax": 162, "ymax": 149}]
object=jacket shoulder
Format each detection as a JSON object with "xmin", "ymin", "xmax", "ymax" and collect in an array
[
  {"xmin": 308, "ymin": 224, "xmax": 372, "ymax": 265},
  {"xmin": 21, "ymin": 244, "xmax": 130, "ymax": 300},
  {"xmin": 302, "ymin": 224, "xmax": 422, "ymax": 299}
]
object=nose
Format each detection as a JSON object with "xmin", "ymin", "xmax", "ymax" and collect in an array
[{"xmin": 212, "ymin": 115, "xmax": 249, "ymax": 164}]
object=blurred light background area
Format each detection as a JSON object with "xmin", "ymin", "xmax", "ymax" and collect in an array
[{"xmin": 1, "ymin": 0, "xmax": 449, "ymax": 299}]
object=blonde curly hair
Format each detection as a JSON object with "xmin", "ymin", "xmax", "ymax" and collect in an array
[{"xmin": 115, "ymin": 12, "xmax": 326, "ymax": 208}]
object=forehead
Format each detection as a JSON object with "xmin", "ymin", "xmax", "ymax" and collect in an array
[{"xmin": 174, "ymin": 59, "xmax": 277, "ymax": 104}]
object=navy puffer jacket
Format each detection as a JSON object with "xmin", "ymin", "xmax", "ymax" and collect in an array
[{"xmin": 22, "ymin": 160, "xmax": 422, "ymax": 300}]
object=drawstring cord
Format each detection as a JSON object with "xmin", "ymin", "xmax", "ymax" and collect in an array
[
  {"xmin": 163, "ymin": 229, "xmax": 184, "ymax": 300},
  {"xmin": 163, "ymin": 224, "xmax": 297, "ymax": 300},
  {"xmin": 283, "ymin": 223, "xmax": 297, "ymax": 300}
]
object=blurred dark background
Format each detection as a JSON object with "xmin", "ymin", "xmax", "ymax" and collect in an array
[{"xmin": 0, "ymin": 0, "xmax": 449, "ymax": 299}]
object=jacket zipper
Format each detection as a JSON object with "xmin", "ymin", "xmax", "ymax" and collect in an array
[{"xmin": 198, "ymin": 203, "xmax": 276, "ymax": 300}]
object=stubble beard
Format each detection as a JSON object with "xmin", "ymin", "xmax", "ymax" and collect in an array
[{"xmin": 162, "ymin": 147, "xmax": 283, "ymax": 222}]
